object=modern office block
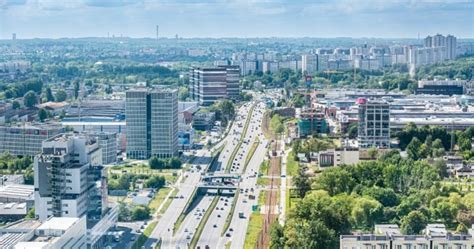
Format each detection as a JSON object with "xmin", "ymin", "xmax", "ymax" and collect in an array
[
  {"xmin": 357, "ymin": 98, "xmax": 390, "ymax": 148},
  {"xmin": 0, "ymin": 122, "xmax": 64, "ymax": 156},
  {"xmin": 190, "ymin": 65, "xmax": 241, "ymax": 105},
  {"xmin": 126, "ymin": 88, "xmax": 178, "ymax": 159},
  {"xmin": 90, "ymin": 131, "xmax": 117, "ymax": 164}
]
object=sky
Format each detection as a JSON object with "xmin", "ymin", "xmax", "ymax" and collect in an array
[{"xmin": 0, "ymin": 0, "xmax": 473, "ymax": 39}]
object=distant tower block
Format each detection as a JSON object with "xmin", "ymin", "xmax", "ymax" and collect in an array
[
  {"xmin": 12, "ymin": 33, "xmax": 16, "ymax": 40},
  {"xmin": 156, "ymin": 25, "xmax": 159, "ymax": 40}
]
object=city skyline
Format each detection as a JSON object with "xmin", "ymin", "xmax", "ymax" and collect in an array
[{"xmin": 0, "ymin": 0, "xmax": 473, "ymax": 39}]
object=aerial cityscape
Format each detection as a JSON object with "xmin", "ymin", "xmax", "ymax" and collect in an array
[{"xmin": 0, "ymin": 0, "xmax": 473, "ymax": 249}]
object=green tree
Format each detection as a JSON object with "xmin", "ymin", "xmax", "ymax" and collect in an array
[
  {"xmin": 45, "ymin": 87, "xmax": 54, "ymax": 102},
  {"xmin": 38, "ymin": 108, "xmax": 48, "ymax": 122},
  {"xmin": 26, "ymin": 207, "xmax": 36, "ymax": 219},
  {"xmin": 131, "ymin": 205, "xmax": 150, "ymax": 221},
  {"xmin": 293, "ymin": 165, "xmax": 312, "ymax": 198},
  {"xmin": 219, "ymin": 100, "xmax": 235, "ymax": 120},
  {"xmin": 73, "ymin": 80, "xmax": 80, "ymax": 99},
  {"xmin": 145, "ymin": 175, "xmax": 165, "ymax": 189},
  {"xmin": 401, "ymin": 210, "xmax": 428, "ymax": 234},
  {"xmin": 118, "ymin": 201, "xmax": 131, "ymax": 222},
  {"xmin": 347, "ymin": 123, "xmax": 358, "ymax": 139},
  {"xmin": 149, "ymin": 157, "xmax": 165, "ymax": 169},
  {"xmin": 12, "ymin": 101, "xmax": 20, "ymax": 109},
  {"xmin": 55, "ymin": 89, "xmax": 67, "ymax": 102},
  {"xmin": 178, "ymin": 87, "xmax": 189, "ymax": 101},
  {"xmin": 269, "ymin": 223, "xmax": 285, "ymax": 249},
  {"xmin": 23, "ymin": 91, "xmax": 37, "ymax": 108},
  {"xmin": 406, "ymin": 137, "xmax": 423, "ymax": 160},
  {"xmin": 351, "ymin": 197, "xmax": 383, "ymax": 228},
  {"xmin": 367, "ymin": 147, "xmax": 378, "ymax": 159},
  {"xmin": 169, "ymin": 157, "xmax": 182, "ymax": 169}
]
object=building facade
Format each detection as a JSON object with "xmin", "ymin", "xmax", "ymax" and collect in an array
[
  {"xmin": 125, "ymin": 88, "xmax": 178, "ymax": 159},
  {"xmin": 0, "ymin": 122, "xmax": 64, "ymax": 157},
  {"xmin": 357, "ymin": 98, "xmax": 390, "ymax": 148},
  {"xmin": 190, "ymin": 66, "xmax": 241, "ymax": 105},
  {"xmin": 34, "ymin": 133, "xmax": 103, "ymax": 221}
]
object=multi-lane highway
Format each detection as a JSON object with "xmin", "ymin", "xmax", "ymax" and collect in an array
[
  {"xmin": 147, "ymin": 96, "xmax": 269, "ymax": 249},
  {"xmin": 197, "ymin": 100, "xmax": 268, "ymax": 249}
]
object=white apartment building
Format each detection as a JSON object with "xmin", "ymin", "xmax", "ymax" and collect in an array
[{"xmin": 34, "ymin": 133, "xmax": 102, "ymax": 221}]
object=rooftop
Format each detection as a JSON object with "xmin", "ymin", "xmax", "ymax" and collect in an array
[{"xmin": 37, "ymin": 217, "xmax": 80, "ymax": 232}]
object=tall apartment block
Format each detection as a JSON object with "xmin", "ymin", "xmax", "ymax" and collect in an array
[
  {"xmin": 34, "ymin": 133, "xmax": 104, "ymax": 221},
  {"xmin": 0, "ymin": 122, "xmax": 64, "ymax": 156},
  {"xmin": 33, "ymin": 132, "xmax": 117, "ymax": 248},
  {"xmin": 126, "ymin": 88, "xmax": 178, "ymax": 159},
  {"xmin": 301, "ymin": 54, "xmax": 318, "ymax": 75},
  {"xmin": 423, "ymin": 34, "xmax": 457, "ymax": 60},
  {"xmin": 357, "ymin": 98, "xmax": 390, "ymax": 148},
  {"xmin": 190, "ymin": 65, "xmax": 241, "ymax": 106}
]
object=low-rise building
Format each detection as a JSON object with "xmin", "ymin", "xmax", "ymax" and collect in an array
[
  {"xmin": 340, "ymin": 224, "xmax": 473, "ymax": 249},
  {"xmin": 14, "ymin": 216, "xmax": 87, "ymax": 249},
  {"xmin": 0, "ymin": 122, "xmax": 64, "ymax": 157}
]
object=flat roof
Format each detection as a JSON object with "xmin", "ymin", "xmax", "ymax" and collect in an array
[
  {"xmin": 0, "ymin": 184, "xmax": 34, "ymax": 199},
  {"xmin": 37, "ymin": 217, "xmax": 79, "ymax": 231}
]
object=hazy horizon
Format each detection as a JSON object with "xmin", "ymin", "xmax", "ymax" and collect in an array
[{"xmin": 0, "ymin": 0, "xmax": 473, "ymax": 39}]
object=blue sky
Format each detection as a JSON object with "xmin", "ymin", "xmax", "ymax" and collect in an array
[{"xmin": 0, "ymin": 0, "xmax": 473, "ymax": 39}]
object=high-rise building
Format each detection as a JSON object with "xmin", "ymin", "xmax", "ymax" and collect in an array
[
  {"xmin": 34, "ymin": 133, "xmax": 104, "ymax": 221},
  {"xmin": 189, "ymin": 66, "xmax": 241, "ymax": 105},
  {"xmin": 446, "ymin": 35, "xmax": 457, "ymax": 60},
  {"xmin": 357, "ymin": 98, "xmax": 390, "ymax": 148},
  {"xmin": 126, "ymin": 88, "xmax": 178, "ymax": 159},
  {"xmin": 301, "ymin": 54, "xmax": 318, "ymax": 75},
  {"xmin": 432, "ymin": 34, "xmax": 446, "ymax": 47},
  {"xmin": 33, "ymin": 132, "xmax": 118, "ymax": 248},
  {"xmin": 12, "ymin": 33, "xmax": 16, "ymax": 40}
]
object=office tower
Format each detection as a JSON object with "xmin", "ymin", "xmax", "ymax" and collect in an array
[
  {"xmin": 302, "ymin": 54, "xmax": 318, "ymax": 75},
  {"xmin": 190, "ymin": 65, "xmax": 241, "ymax": 105},
  {"xmin": 126, "ymin": 88, "xmax": 178, "ymax": 159},
  {"xmin": 12, "ymin": 33, "xmax": 16, "ymax": 40},
  {"xmin": 221, "ymin": 65, "xmax": 241, "ymax": 100},
  {"xmin": 34, "ymin": 133, "xmax": 104, "ymax": 221},
  {"xmin": 0, "ymin": 122, "xmax": 65, "ymax": 157},
  {"xmin": 150, "ymin": 90, "xmax": 179, "ymax": 158},
  {"xmin": 446, "ymin": 35, "xmax": 457, "ymax": 60},
  {"xmin": 357, "ymin": 98, "xmax": 390, "ymax": 148}
]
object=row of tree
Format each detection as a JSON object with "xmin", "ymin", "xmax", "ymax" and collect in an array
[{"xmin": 272, "ymin": 151, "xmax": 473, "ymax": 248}]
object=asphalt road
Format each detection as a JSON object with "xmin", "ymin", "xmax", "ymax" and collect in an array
[
  {"xmin": 198, "ymin": 99, "xmax": 269, "ymax": 249},
  {"xmin": 146, "ymin": 100, "xmax": 259, "ymax": 249}
]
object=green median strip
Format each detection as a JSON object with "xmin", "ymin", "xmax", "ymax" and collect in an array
[
  {"xmin": 242, "ymin": 137, "xmax": 260, "ymax": 173},
  {"xmin": 225, "ymin": 103, "xmax": 256, "ymax": 173},
  {"xmin": 189, "ymin": 196, "xmax": 220, "ymax": 249},
  {"xmin": 173, "ymin": 187, "xmax": 197, "ymax": 234},
  {"xmin": 221, "ymin": 191, "xmax": 239, "ymax": 236},
  {"xmin": 132, "ymin": 221, "xmax": 157, "ymax": 249}
]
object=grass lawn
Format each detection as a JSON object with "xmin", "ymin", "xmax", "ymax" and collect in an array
[
  {"xmin": 243, "ymin": 213, "xmax": 264, "ymax": 249},
  {"xmin": 286, "ymin": 151, "xmax": 298, "ymax": 177},
  {"xmin": 259, "ymin": 160, "xmax": 269, "ymax": 175},
  {"xmin": 257, "ymin": 177, "xmax": 271, "ymax": 186},
  {"xmin": 132, "ymin": 221, "xmax": 157, "ymax": 249},
  {"xmin": 148, "ymin": 187, "xmax": 172, "ymax": 211}
]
